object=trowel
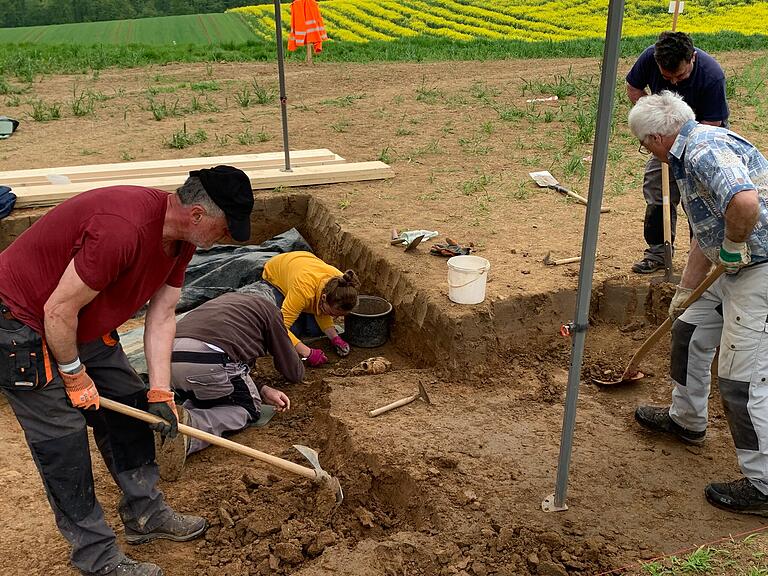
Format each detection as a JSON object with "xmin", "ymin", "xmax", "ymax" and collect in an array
[{"xmin": 390, "ymin": 228, "xmax": 438, "ymax": 252}]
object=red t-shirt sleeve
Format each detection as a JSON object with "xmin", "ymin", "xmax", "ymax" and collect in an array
[
  {"xmin": 73, "ymin": 215, "xmax": 140, "ymax": 292},
  {"xmin": 165, "ymin": 242, "xmax": 196, "ymax": 288}
]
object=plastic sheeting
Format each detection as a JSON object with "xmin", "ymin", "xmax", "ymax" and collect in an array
[{"xmin": 178, "ymin": 227, "xmax": 311, "ymax": 311}]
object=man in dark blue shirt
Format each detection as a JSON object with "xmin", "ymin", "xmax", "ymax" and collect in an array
[{"xmin": 626, "ymin": 31, "xmax": 729, "ymax": 273}]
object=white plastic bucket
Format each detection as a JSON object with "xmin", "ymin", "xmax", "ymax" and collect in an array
[{"xmin": 447, "ymin": 255, "xmax": 490, "ymax": 304}]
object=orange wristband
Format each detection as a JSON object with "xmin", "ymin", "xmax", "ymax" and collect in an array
[{"xmin": 147, "ymin": 389, "xmax": 174, "ymax": 403}]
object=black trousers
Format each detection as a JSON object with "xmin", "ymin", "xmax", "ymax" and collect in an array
[{"xmin": 0, "ymin": 317, "xmax": 172, "ymax": 575}]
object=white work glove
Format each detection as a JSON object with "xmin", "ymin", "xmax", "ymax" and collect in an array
[
  {"xmin": 394, "ymin": 230, "xmax": 439, "ymax": 245},
  {"xmin": 719, "ymin": 237, "xmax": 750, "ymax": 275},
  {"xmin": 669, "ymin": 286, "xmax": 693, "ymax": 321}
]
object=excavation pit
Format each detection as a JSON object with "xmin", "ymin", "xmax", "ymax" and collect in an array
[
  {"xmin": 1, "ymin": 190, "xmax": 759, "ymax": 576},
  {"xmin": 2, "ymin": 52, "xmax": 766, "ymax": 575}
]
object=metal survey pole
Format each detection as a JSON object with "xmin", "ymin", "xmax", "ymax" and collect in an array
[
  {"xmin": 273, "ymin": 0, "xmax": 292, "ymax": 172},
  {"xmin": 542, "ymin": 0, "xmax": 625, "ymax": 512}
]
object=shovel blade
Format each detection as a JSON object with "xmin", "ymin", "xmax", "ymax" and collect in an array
[
  {"xmin": 293, "ymin": 444, "xmax": 344, "ymax": 505},
  {"xmin": 404, "ymin": 235, "xmax": 424, "ymax": 252},
  {"xmin": 592, "ymin": 369, "xmax": 647, "ymax": 387},
  {"xmin": 529, "ymin": 170, "xmax": 559, "ymax": 188},
  {"xmin": 293, "ymin": 444, "xmax": 321, "ymax": 469}
]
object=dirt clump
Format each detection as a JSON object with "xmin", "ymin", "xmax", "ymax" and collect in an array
[
  {"xmin": 644, "ymin": 281, "xmax": 678, "ymax": 324},
  {"xmin": 194, "ymin": 474, "xmax": 340, "ymax": 575}
]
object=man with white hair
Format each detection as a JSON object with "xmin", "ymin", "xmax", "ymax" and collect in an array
[{"xmin": 628, "ymin": 91, "xmax": 768, "ymax": 516}]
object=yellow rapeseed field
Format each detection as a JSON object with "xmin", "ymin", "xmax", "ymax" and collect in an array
[{"xmin": 230, "ymin": 0, "xmax": 768, "ymax": 43}]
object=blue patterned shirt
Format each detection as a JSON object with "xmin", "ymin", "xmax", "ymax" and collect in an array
[{"xmin": 669, "ymin": 120, "xmax": 768, "ymax": 265}]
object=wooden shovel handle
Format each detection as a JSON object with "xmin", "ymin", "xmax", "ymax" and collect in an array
[
  {"xmin": 623, "ymin": 264, "xmax": 725, "ymax": 376},
  {"xmin": 100, "ymin": 397, "xmax": 316, "ymax": 480},
  {"xmin": 552, "ymin": 256, "xmax": 581, "ymax": 265},
  {"xmin": 661, "ymin": 166, "xmax": 672, "ymax": 245},
  {"xmin": 552, "ymin": 185, "xmax": 611, "ymax": 213},
  {"xmin": 369, "ymin": 393, "xmax": 418, "ymax": 417}
]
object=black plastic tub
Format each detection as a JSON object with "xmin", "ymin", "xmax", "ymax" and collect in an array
[{"xmin": 344, "ymin": 295, "xmax": 393, "ymax": 348}]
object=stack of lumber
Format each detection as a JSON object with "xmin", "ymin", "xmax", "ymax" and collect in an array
[{"xmin": 1, "ymin": 149, "xmax": 393, "ymax": 208}]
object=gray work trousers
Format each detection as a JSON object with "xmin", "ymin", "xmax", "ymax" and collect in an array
[
  {"xmin": 171, "ymin": 338, "xmax": 262, "ymax": 455},
  {"xmin": 0, "ymin": 322, "xmax": 172, "ymax": 575},
  {"xmin": 642, "ymin": 156, "xmax": 682, "ymax": 264},
  {"xmin": 668, "ymin": 263, "xmax": 768, "ymax": 494}
]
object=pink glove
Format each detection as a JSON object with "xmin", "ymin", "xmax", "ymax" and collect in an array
[
  {"xmin": 331, "ymin": 335, "xmax": 351, "ymax": 357},
  {"xmin": 305, "ymin": 348, "xmax": 328, "ymax": 367}
]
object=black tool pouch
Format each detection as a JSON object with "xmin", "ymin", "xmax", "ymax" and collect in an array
[{"xmin": 0, "ymin": 315, "xmax": 54, "ymax": 391}]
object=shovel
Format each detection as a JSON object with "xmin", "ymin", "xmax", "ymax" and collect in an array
[
  {"xmin": 100, "ymin": 397, "xmax": 343, "ymax": 504},
  {"xmin": 593, "ymin": 265, "xmax": 724, "ymax": 387},
  {"xmin": 390, "ymin": 228, "xmax": 426, "ymax": 252},
  {"xmin": 529, "ymin": 171, "xmax": 610, "ymax": 213}
]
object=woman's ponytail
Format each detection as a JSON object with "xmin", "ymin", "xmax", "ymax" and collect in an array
[{"xmin": 323, "ymin": 269, "xmax": 360, "ymax": 312}]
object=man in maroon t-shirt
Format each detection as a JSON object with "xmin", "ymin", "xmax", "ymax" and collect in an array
[{"xmin": 0, "ymin": 166, "xmax": 253, "ymax": 576}]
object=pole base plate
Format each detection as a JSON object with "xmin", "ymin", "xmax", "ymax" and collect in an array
[{"xmin": 541, "ymin": 494, "xmax": 568, "ymax": 512}]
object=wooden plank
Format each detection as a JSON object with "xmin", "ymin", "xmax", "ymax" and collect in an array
[
  {"xmin": 1, "ymin": 149, "xmax": 342, "ymax": 187},
  {"xmin": 7, "ymin": 154, "xmax": 346, "ymax": 187},
  {"xmin": 1, "ymin": 149, "xmax": 337, "ymax": 180},
  {"xmin": 248, "ymin": 162, "xmax": 393, "ymax": 190},
  {"xmin": 13, "ymin": 162, "xmax": 394, "ymax": 208}
]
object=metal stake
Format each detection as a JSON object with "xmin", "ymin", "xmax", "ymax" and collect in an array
[
  {"xmin": 542, "ymin": 0, "xmax": 626, "ymax": 512},
  {"xmin": 273, "ymin": 0, "xmax": 292, "ymax": 172}
]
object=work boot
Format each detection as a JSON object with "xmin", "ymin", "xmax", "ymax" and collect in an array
[
  {"xmin": 155, "ymin": 404, "xmax": 189, "ymax": 482},
  {"xmin": 705, "ymin": 477, "xmax": 768, "ymax": 516},
  {"xmin": 634, "ymin": 405, "xmax": 706, "ymax": 445},
  {"xmin": 125, "ymin": 511, "xmax": 207, "ymax": 545},
  {"xmin": 85, "ymin": 557, "xmax": 163, "ymax": 576},
  {"xmin": 632, "ymin": 258, "xmax": 664, "ymax": 274}
]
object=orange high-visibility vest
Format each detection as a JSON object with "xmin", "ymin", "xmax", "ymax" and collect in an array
[{"xmin": 288, "ymin": 0, "xmax": 328, "ymax": 54}]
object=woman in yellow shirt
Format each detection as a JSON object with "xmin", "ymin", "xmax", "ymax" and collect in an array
[{"xmin": 262, "ymin": 251, "xmax": 360, "ymax": 366}]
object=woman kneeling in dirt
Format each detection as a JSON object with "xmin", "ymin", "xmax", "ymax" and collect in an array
[{"xmin": 260, "ymin": 251, "xmax": 360, "ymax": 367}]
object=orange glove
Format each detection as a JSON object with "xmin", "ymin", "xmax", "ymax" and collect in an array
[
  {"xmin": 147, "ymin": 389, "xmax": 179, "ymax": 438},
  {"xmin": 60, "ymin": 367, "xmax": 99, "ymax": 410}
]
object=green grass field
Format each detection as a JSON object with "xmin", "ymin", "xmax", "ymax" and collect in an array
[
  {"xmin": 0, "ymin": 2, "xmax": 766, "ymax": 80},
  {"xmin": 2, "ymin": 33, "xmax": 767, "ymax": 81},
  {"xmin": 0, "ymin": 13, "xmax": 254, "ymax": 45}
]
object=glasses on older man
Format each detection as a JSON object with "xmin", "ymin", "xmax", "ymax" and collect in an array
[{"xmin": 638, "ymin": 142, "xmax": 651, "ymax": 155}]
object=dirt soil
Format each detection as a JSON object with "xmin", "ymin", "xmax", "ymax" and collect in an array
[{"xmin": 2, "ymin": 53, "xmax": 768, "ymax": 576}]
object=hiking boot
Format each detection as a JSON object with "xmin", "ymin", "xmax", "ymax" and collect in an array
[
  {"xmin": 634, "ymin": 405, "xmax": 706, "ymax": 445},
  {"xmin": 125, "ymin": 511, "xmax": 207, "ymax": 545},
  {"xmin": 85, "ymin": 557, "xmax": 163, "ymax": 576},
  {"xmin": 155, "ymin": 404, "xmax": 189, "ymax": 482},
  {"xmin": 705, "ymin": 477, "xmax": 768, "ymax": 516},
  {"xmin": 632, "ymin": 258, "xmax": 664, "ymax": 274}
]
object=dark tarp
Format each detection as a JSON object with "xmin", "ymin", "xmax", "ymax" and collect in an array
[{"xmin": 177, "ymin": 227, "xmax": 311, "ymax": 312}]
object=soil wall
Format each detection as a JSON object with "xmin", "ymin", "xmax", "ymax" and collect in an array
[{"xmin": 0, "ymin": 194, "xmax": 656, "ymax": 376}]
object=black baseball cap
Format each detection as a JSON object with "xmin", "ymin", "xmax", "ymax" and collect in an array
[{"xmin": 190, "ymin": 165, "xmax": 254, "ymax": 241}]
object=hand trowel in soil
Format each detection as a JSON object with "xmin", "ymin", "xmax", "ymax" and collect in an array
[{"xmin": 391, "ymin": 228, "xmax": 437, "ymax": 252}]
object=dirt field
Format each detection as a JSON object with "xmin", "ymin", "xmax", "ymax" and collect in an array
[{"xmin": 2, "ymin": 52, "xmax": 768, "ymax": 575}]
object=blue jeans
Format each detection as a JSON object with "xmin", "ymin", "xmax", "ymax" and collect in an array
[{"xmin": 261, "ymin": 281, "xmax": 324, "ymax": 339}]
